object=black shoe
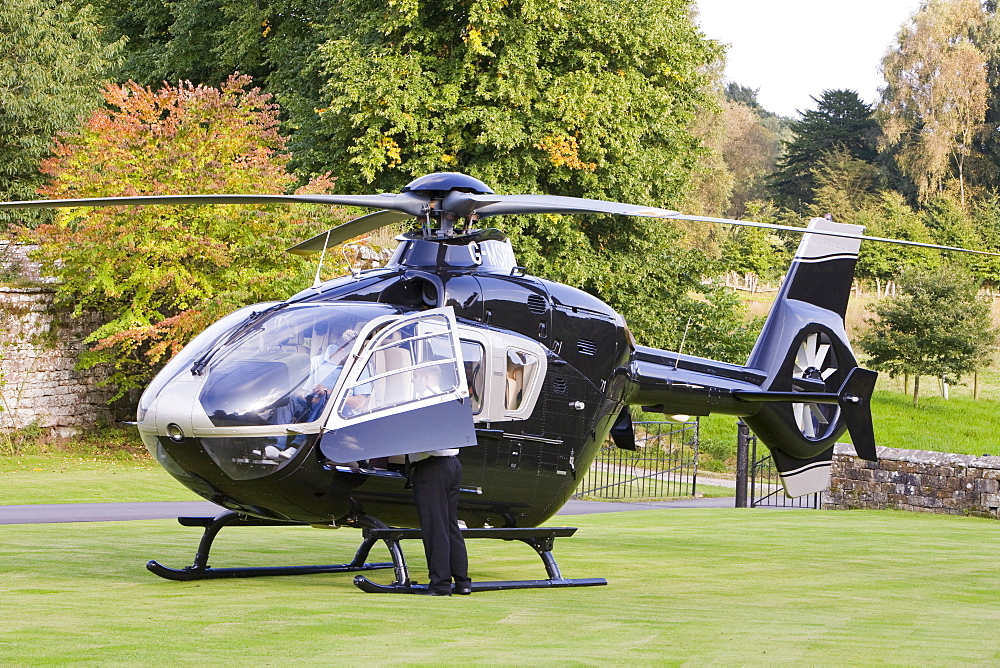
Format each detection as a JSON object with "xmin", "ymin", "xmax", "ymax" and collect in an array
[
  {"xmin": 454, "ymin": 586, "xmax": 472, "ymax": 595},
  {"xmin": 427, "ymin": 589, "xmax": 451, "ymax": 596}
]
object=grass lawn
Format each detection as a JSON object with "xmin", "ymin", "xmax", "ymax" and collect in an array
[
  {"xmin": 0, "ymin": 450, "xmax": 198, "ymax": 505},
  {"xmin": 0, "ymin": 465, "xmax": 198, "ymax": 505},
  {"xmin": 2, "ymin": 508, "xmax": 999, "ymax": 664}
]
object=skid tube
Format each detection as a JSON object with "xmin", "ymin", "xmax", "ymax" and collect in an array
[
  {"xmin": 146, "ymin": 512, "xmax": 606, "ymax": 592},
  {"xmin": 145, "ymin": 510, "xmax": 401, "ymax": 582},
  {"xmin": 352, "ymin": 526, "xmax": 607, "ymax": 593}
]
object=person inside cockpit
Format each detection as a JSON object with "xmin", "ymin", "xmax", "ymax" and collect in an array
[
  {"xmin": 412, "ymin": 363, "xmax": 443, "ymax": 399},
  {"xmin": 259, "ymin": 329, "xmax": 358, "ymax": 458}
]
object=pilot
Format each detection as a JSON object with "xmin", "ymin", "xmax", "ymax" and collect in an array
[
  {"xmin": 260, "ymin": 333, "xmax": 357, "ymax": 459},
  {"xmin": 407, "ymin": 362, "xmax": 471, "ymax": 595}
]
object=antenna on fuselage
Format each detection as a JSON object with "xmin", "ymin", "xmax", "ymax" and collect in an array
[
  {"xmin": 311, "ymin": 229, "xmax": 332, "ymax": 289},
  {"xmin": 674, "ymin": 316, "xmax": 693, "ymax": 369}
]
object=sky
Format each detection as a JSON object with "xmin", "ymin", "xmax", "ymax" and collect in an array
[{"xmin": 695, "ymin": 0, "xmax": 925, "ymax": 118}]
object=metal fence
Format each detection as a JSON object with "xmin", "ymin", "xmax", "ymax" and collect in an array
[
  {"xmin": 743, "ymin": 423, "xmax": 822, "ymax": 509},
  {"xmin": 572, "ymin": 421, "xmax": 699, "ymax": 500}
]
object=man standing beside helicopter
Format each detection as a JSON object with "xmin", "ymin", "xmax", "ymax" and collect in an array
[{"xmin": 408, "ymin": 364, "xmax": 472, "ymax": 596}]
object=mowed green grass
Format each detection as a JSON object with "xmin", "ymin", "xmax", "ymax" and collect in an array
[
  {"xmin": 868, "ymin": 389, "xmax": 1000, "ymax": 455},
  {"xmin": 0, "ymin": 456, "xmax": 197, "ymax": 505},
  {"xmin": 3, "ymin": 509, "xmax": 1000, "ymax": 664}
]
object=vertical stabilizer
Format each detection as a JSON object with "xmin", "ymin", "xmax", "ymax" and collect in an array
[{"xmin": 741, "ymin": 218, "xmax": 875, "ymax": 497}]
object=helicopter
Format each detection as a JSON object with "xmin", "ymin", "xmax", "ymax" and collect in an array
[{"xmin": 2, "ymin": 171, "xmax": 993, "ymax": 593}]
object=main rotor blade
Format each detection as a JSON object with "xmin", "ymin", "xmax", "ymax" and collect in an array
[
  {"xmin": 287, "ymin": 210, "xmax": 414, "ymax": 256},
  {"xmin": 0, "ymin": 191, "xmax": 430, "ymax": 217},
  {"xmin": 474, "ymin": 194, "xmax": 1000, "ymax": 257},
  {"xmin": 473, "ymin": 194, "xmax": 678, "ymax": 219},
  {"xmin": 664, "ymin": 212, "xmax": 1000, "ymax": 257}
]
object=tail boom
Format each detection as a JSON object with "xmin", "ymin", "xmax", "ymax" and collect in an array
[{"xmin": 624, "ymin": 218, "xmax": 877, "ymax": 498}]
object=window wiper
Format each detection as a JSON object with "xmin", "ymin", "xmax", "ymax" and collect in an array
[{"xmin": 189, "ymin": 302, "xmax": 290, "ymax": 376}]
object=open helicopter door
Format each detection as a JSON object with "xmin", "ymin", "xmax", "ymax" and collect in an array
[{"xmin": 318, "ymin": 306, "xmax": 477, "ymax": 464}]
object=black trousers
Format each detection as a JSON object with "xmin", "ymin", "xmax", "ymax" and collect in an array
[{"xmin": 410, "ymin": 455, "xmax": 470, "ymax": 594}]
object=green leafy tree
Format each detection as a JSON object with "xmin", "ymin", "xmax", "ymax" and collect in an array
[
  {"xmin": 23, "ymin": 75, "xmax": 349, "ymax": 394},
  {"xmin": 310, "ymin": 0, "xmax": 718, "ymax": 196},
  {"xmin": 968, "ymin": 190, "xmax": 1000, "ymax": 284},
  {"xmin": 808, "ymin": 146, "xmax": 886, "ymax": 220},
  {"xmin": 880, "ymin": 0, "xmax": 989, "ymax": 205},
  {"xmin": 307, "ymin": 0, "xmax": 740, "ymax": 354},
  {"xmin": 90, "ymin": 0, "xmax": 341, "ymax": 176},
  {"xmin": 0, "ymin": 0, "xmax": 122, "ymax": 228},
  {"xmin": 859, "ymin": 267, "xmax": 997, "ymax": 405},
  {"xmin": 855, "ymin": 191, "xmax": 938, "ymax": 287},
  {"xmin": 718, "ymin": 200, "xmax": 789, "ymax": 280},
  {"xmin": 922, "ymin": 193, "xmax": 1000, "ymax": 284},
  {"xmin": 768, "ymin": 90, "xmax": 881, "ymax": 213}
]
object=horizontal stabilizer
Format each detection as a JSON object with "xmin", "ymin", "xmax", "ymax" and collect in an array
[{"xmin": 733, "ymin": 367, "xmax": 878, "ymax": 462}]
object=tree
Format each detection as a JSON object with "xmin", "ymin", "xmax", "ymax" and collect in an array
[
  {"xmin": 86, "ymin": 0, "xmax": 758, "ymax": 361},
  {"xmin": 0, "ymin": 0, "xmax": 122, "ymax": 228},
  {"xmin": 970, "ymin": 4, "xmax": 1000, "ymax": 187},
  {"xmin": 305, "ymin": 0, "xmax": 740, "ymax": 354},
  {"xmin": 90, "ymin": 0, "xmax": 342, "ymax": 179},
  {"xmin": 859, "ymin": 267, "xmax": 997, "ymax": 405},
  {"xmin": 768, "ymin": 90, "xmax": 881, "ymax": 212},
  {"xmin": 716, "ymin": 99, "xmax": 784, "ymax": 218},
  {"xmin": 808, "ymin": 147, "xmax": 886, "ymax": 220},
  {"xmin": 309, "ymin": 0, "xmax": 717, "ymax": 196},
  {"xmin": 23, "ymin": 76, "xmax": 350, "ymax": 394},
  {"xmin": 718, "ymin": 200, "xmax": 789, "ymax": 280},
  {"xmin": 854, "ymin": 191, "xmax": 938, "ymax": 289},
  {"xmin": 880, "ymin": 0, "xmax": 989, "ymax": 206}
]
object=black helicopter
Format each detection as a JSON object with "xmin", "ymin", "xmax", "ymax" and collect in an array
[{"xmin": 2, "ymin": 172, "xmax": 990, "ymax": 592}]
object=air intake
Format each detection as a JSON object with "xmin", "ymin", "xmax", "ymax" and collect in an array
[{"xmin": 527, "ymin": 294, "xmax": 548, "ymax": 314}]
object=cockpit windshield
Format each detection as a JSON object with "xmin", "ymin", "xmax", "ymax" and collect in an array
[{"xmin": 197, "ymin": 303, "xmax": 402, "ymax": 428}]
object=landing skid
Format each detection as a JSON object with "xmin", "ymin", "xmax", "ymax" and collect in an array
[
  {"xmin": 353, "ymin": 527, "xmax": 607, "ymax": 593},
  {"xmin": 146, "ymin": 511, "xmax": 607, "ymax": 592},
  {"xmin": 146, "ymin": 511, "xmax": 400, "ymax": 582}
]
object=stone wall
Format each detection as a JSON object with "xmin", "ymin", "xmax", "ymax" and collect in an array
[
  {"xmin": 0, "ymin": 284, "xmax": 114, "ymax": 439},
  {"xmin": 824, "ymin": 443, "xmax": 1000, "ymax": 519}
]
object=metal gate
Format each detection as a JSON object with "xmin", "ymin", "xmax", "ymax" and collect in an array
[
  {"xmin": 572, "ymin": 421, "xmax": 699, "ymax": 500},
  {"xmin": 743, "ymin": 423, "xmax": 821, "ymax": 509}
]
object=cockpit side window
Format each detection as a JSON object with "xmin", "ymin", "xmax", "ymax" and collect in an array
[{"xmin": 196, "ymin": 303, "xmax": 394, "ymax": 428}]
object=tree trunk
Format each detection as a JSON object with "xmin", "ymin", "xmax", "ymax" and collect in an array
[
  {"xmin": 957, "ymin": 152, "xmax": 966, "ymax": 208},
  {"xmin": 913, "ymin": 374, "xmax": 920, "ymax": 406}
]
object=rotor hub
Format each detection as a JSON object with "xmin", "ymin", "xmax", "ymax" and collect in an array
[{"xmin": 401, "ymin": 172, "xmax": 494, "ymax": 196}]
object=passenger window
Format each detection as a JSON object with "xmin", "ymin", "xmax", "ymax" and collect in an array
[
  {"xmin": 505, "ymin": 349, "xmax": 538, "ymax": 411},
  {"xmin": 461, "ymin": 340, "xmax": 485, "ymax": 414}
]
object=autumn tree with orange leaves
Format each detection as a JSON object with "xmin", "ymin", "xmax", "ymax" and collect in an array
[{"xmin": 25, "ymin": 75, "xmax": 350, "ymax": 395}]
